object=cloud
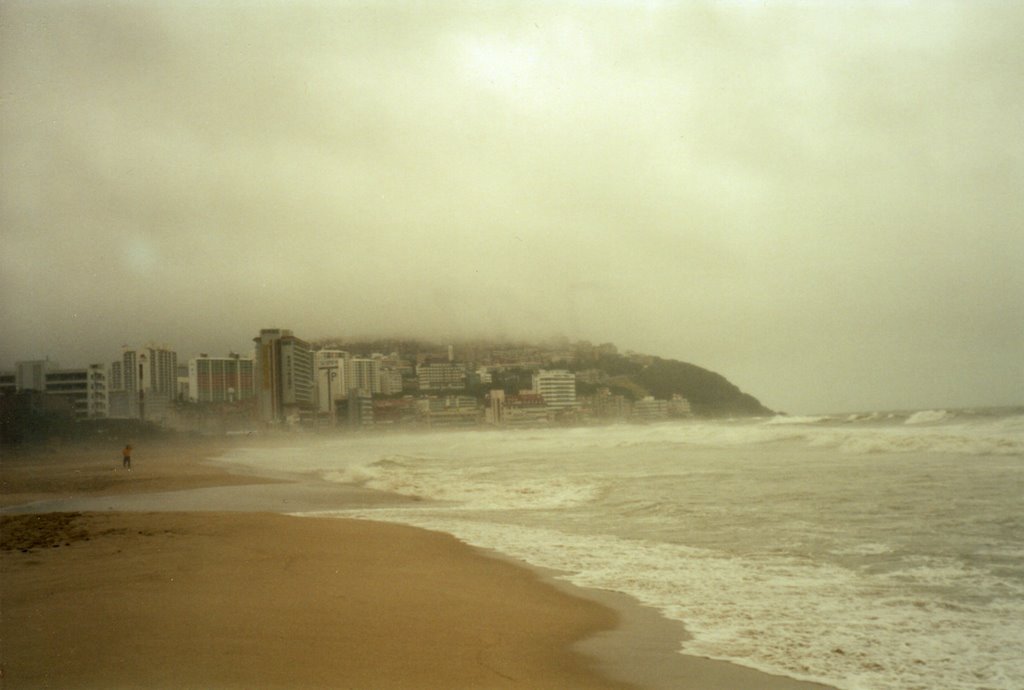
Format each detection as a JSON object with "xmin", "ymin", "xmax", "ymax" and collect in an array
[{"xmin": 2, "ymin": 1, "xmax": 1022, "ymax": 412}]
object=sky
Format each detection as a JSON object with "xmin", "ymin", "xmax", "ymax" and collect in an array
[{"xmin": 2, "ymin": 1, "xmax": 1022, "ymax": 414}]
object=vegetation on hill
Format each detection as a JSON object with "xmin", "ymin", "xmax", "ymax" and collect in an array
[
  {"xmin": 315, "ymin": 336, "xmax": 773, "ymax": 417},
  {"xmin": 566, "ymin": 353, "xmax": 772, "ymax": 416},
  {"xmin": 635, "ymin": 358, "xmax": 771, "ymax": 416}
]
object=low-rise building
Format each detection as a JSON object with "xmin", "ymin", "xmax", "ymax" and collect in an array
[
  {"xmin": 416, "ymin": 395, "xmax": 480, "ymax": 427},
  {"xmin": 668, "ymin": 394, "xmax": 693, "ymax": 417},
  {"xmin": 633, "ymin": 396, "xmax": 669, "ymax": 421},
  {"xmin": 417, "ymin": 362, "xmax": 467, "ymax": 391},
  {"xmin": 372, "ymin": 397, "xmax": 417, "ymax": 425},
  {"xmin": 503, "ymin": 393, "xmax": 549, "ymax": 426},
  {"xmin": 532, "ymin": 369, "xmax": 577, "ymax": 410}
]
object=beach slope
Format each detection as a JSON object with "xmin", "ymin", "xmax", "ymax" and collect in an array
[{"xmin": 1, "ymin": 510, "xmax": 628, "ymax": 689}]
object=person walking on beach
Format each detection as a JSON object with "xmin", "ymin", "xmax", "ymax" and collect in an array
[{"xmin": 122, "ymin": 444, "xmax": 132, "ymax": 471}]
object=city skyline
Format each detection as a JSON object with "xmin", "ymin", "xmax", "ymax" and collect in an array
[
  {"xmin": 5, "ymin": 329, "xmax": 714, "ymax": 431},
  {"xmin": 3, "ymin": 2, "xmax": 1021, "ymax": 414}
]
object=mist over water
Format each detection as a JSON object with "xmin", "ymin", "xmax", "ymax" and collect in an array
[{"xmin": 222, "ymin": 408, "xmax": 1024, "ymax": 690}]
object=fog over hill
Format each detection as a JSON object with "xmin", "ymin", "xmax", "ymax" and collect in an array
[{"xmin": 315, "ymin": 336, "xmax": 773, "ymax": 416}]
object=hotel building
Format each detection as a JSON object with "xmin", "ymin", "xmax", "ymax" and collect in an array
[
  {"xmin": 188, "ymin": 354, "xmax": 256, "ymax": 403},
  {"xmin": 254, "ymin": 329, "xmax": 314, "ymax": 424},
  {"xmin": 109, "ymin": 345, "xmax": 178, "ymax": 421}
]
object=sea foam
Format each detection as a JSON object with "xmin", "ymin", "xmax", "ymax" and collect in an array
[{"xmin": 904, "ymin": 409, "xmax": 950, "ymax": 425}]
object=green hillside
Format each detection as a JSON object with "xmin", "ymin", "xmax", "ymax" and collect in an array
[{"xmin": 573, "ymin": 353, "xmax": 773, "ymax": 417}]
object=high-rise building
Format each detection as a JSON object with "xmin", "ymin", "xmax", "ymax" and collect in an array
[
  {"xmin": 189, "ymin": 354, "xmax": 256, "ymax": 403},
  {"xmin": 254, "ymin": 329, "xmax": 314, "ymax": 424},
  {"xmin": 532, "ymin": 369, "xmax": 577, "ymax": 409},
  {"xmin": 110, "ymin": 345, "xmax": 178, "ymax": 421}
]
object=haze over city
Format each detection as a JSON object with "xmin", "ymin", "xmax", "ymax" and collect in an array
[{"xmin": 2, "ymin": 1, "xmax": 1021, "ymax": 415}]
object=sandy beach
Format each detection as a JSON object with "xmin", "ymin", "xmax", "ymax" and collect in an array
[{"xmin": 1, "ymin": 438, "xmax": 835, "ymax": 689}]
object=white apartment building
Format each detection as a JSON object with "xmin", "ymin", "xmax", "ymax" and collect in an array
[
  {"xmin": 44, "ymin": 364, "xmax": 108, "ymax": 419},
  {"xmin": 348, "ymin": 357, "xmax": 381, "ymax": 395},
  {"xmin": 10, "ymin": 360, "xmax": 108, "ymax": 419},
  {"xmin": 532, "ymin": 369, "xmax": 577, "ymax": 409}
]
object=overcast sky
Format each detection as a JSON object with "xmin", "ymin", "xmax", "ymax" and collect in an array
[{"xmin": 2, "ymin": 1, "xmax": 1021, "ymax": 414}]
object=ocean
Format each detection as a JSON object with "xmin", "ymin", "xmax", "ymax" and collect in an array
[{"xmin": 220, "ymin": 407, "xmax": 1024, "ymax": 690}]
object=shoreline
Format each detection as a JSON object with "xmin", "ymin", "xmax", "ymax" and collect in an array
[{"xmin": 1, "ymin": 437, "xmax": 837, "ymax": 690}]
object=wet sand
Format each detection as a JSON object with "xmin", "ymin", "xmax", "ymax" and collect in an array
[{"xmin": 1, "ymin": 437, "xmax": 836, "ymax": 689}]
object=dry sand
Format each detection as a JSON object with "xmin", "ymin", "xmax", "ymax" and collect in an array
[
  {"xmin": 1, "ymin": 511, "xmax": 626, "ymax": 689},
  {"xmin": 1, "ymin": 438, "xmax": 836, "ymax": 690}
]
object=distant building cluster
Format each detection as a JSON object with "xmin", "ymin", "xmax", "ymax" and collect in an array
[{"xmin": 1, "ymin": 330, "xmax": 691, "ymax": 434}]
